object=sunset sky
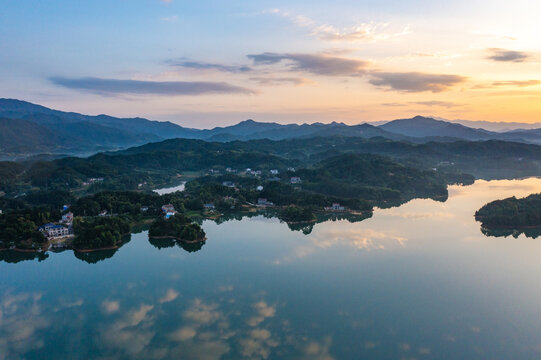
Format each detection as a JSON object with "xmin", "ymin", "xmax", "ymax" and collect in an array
[{"xmin": 1, "ymin": 0, "xmax": 540, "ymax": 127}]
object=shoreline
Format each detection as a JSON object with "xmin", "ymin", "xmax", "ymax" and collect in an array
[
  {"xmin": 13, "ymin": 247, "xmax": 47, "ymax": 253},
  {"xmin": 149, "ymin": 235, "xmax": 207, "ymax": 243},
  {"xmin": 74, "ymin": 246, "xmax": 120, "ymax": 253},
  {"xmin": 284, "ymin": 219, "xmax": 317, "ymax": 225},
  {"xmin": 480, "ymin": 224, "xmax": 541, "ymax": 230}
]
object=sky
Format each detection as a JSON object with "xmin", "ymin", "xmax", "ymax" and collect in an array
[{"xmin": 1, "ymin": 0, "xmax": 540, "ymax": 128}]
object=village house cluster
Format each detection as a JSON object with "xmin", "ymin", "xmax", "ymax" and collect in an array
[
  {"xmin": 257, "ymin": 198, "xmax": 274, "ymax": 207},
  {"xmin": 162, "ymin": 204, "xmax": 176, "ymax": 219},
  {"xmin": 38, "ymin": 205, "xmax": 74, "ymax": 241},
  {"xmin": 324, "ymin": 203, "xmax": 346, "ymax": 212},
  {"xmin": 290, "ymin": 176, "xmax": 302, "ymax": 184},
  {"xmin": 82, "ymin": 177, "xmax": 104, "ymax": 186},
  {"xmin": 211, "ymin": 167, "xmax": 281, "ymax": 178}
]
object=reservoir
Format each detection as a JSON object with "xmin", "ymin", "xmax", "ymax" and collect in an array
[{"xmin": 2, "ymin": 178, "xmax": 541, "ymax": 359}]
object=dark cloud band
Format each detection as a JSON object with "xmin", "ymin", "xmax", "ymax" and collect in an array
[
  {"xmin": 167, "ymin": 60, "xmax": 252, "ymax": 73},
  {"xmin": 487, "ymin": 48, "xmax": 531, "ymax": 63},
  {"xmin": 413, "ymin": 101, "xmax": 462, "ymax": 108},
  {"xmin": 492, "ymin": 80, "xmax": 540, "ymax": 87},
  {"xmin": 247, "ymin": 52, "xmax": 368, "ymax": 76},
  {"xmin": 369, "ymin": 72, "xmax": 466, "ymax": 93},
  {"xmin": 49, "ymin": 76, "xmax": 254, "ymax": 95}
]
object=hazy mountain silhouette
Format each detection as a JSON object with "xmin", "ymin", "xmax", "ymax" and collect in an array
[{"xmin": 2, "ymin": 99, "xmax": 541, "ymax": 159}]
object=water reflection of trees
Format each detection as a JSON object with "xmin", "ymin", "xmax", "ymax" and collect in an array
[
  {"xmin": 286, "ymin": 212, "xmax": 373, "ymax": 235},
  {"xmin": 0, "ymin": 246, "xmax": 121, "ymax": 264},
  {"xmin": 0, "ymin": 250, "xmax": 49, "ymax": 263},
  {"xmin": 148, "ymin": 237, "xmax": 206, "ymax": 253},
  {"xmin": 178, "ymin": 241, "xmax": 205, "ymax": 253},
  {"xmin": 481, "ymin": 227, "xmax": 541, "ymax": 239},
  {"xmin": 375, "ymin": 193, "xmax": 448, "ymax": 210},
  {"xmin": 209, "ymin": 210, "xmax": 372, "ymax": 235},
  {"xmin": 1, "ymin": 211, "xmax": 371, "ymax": 263},
  {"xmin": 74, "ymin": 248, "xmax": 118, "ymax": 263},
  {"xmin": 149, "ymin": 237, "xmax": 176, "ymax": 249}
]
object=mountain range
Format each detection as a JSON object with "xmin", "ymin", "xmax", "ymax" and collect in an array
[{"xmin": 1, "ymin": 98, "xmax": 541, "ymax": 159}]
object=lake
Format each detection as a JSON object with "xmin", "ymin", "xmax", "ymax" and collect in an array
[
  {"xmin": 2, "ymin": 178, "xmax": 541, "ymax": 359},
  {"xmin": 153, "ymin": 182, "xmax": 186, "ymax": 195}
]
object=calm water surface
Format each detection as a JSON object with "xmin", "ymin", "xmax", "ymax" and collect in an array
[
  {"xmin": 2, "ymin": 178, "xmax": 541, "ymax": 359},
  {"xmin": 153, "ymin": 182, "xmax": 186, "ymax": 195}
]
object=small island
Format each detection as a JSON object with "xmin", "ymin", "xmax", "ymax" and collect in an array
[
  {"xmin": 475, "ymin": 193, "xmax": 541, "ymax": 229},
  {"xmin": 149, "ymin": 213, "xmax": 206, "ymax": 242}
]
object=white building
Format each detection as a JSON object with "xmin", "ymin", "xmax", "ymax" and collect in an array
[
  {"xmin": 324, "ymin": 203, "xmax": 346, "ymax": 212},
  {"xmin": 162, "ymin": 204, "xmax": 175, "ymax": 213},
  {"xmin": 222, "ymin": 181, "xmax": 235, "ymax": 188},
  {"xmin": 61, "ymin": 212, "xmax": 74, "ymax": 224},
  {"xmin": 39, "ymin": 224, "xmax": 70, "ymax": 239},
  {"xmin": 257, "ymin": 198, "xmax": 274, "ymax": 206},
  {"xmin": 290, "ymin": 177, "xmax": 302, "ymax": 184}
]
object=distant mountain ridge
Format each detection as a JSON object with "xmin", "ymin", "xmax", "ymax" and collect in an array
[
  {"xmin": 1, "ymin": 98, "xmax": 541, "ymax": 159},
  {"xmin": 379, "ymin": 115, "xmax": 541, "ymax": 143}
]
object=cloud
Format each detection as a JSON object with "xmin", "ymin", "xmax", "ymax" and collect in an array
[
  {"xmin": 239, "ymin": 328, "xmax": 279, "ymax": 359},
  {"xmin": 369, "ymin": 72, "xmax": 466, "ymax": 93},
  {"xmin": 101, "ymin": 300, "xmax": 120, "ymax": 314},
  {"xmin": 265, "ymin": 9, "xmax": 410, "ymax": 43},
  {"xmin": 261, "ymin": 9, "xmax": 315, "ymax": 27},
  {"xmin": 314, "ymin": 23, "xmax": 411, "ymax": 42},
  {"xmin": 183, "ymin": 299, "xmax": 222, "ymax": 325},
  {"xmin": 0, "ymin": 292, "xmax": 50, "ymax": 359},
  {"xmin": 247, "ymin": 53, "xmax": 368, "ymax": 76},
  {"xmin": 387, "ymin": 210, "xmax": 455, "ymax": 219},
  {"xmin": 159, "ymin": 288, "xmax": 179, "ymax": 303},
  {"xmin": 167, "ymin": 59, "xmax": 253, "ymax": 73},
  {"xmin": 491, "ymin": 80, "xmax": 540, "ymax": 87},
  {"xmin": 125, "ymin": 304, "xmax": 154, "ymax": 327},
  {"xmin": 100, "ymin": 304, "xmax": 156, "ymax": 357},
  {"xmin": 413, "ymin": 101, "xmax": 463, "ymax": 108},
  {"xmin": 487, "ymin": 48, "xmax": 532, "ymax": 62},
  {"xmin": 249, "ymin": 77, "xmax": 311, "ymax": 86},
  {"xmin": 273, "ymin": 226, "xmax": 409, "ymax": 265},
  {"xmin": 301, "ymin": 337, "xmax": 335, "ymax": 360},
  {"xmin": 247, "ymin": 301, "xmax": 276, "ymax": 327},
  {"xmin": 169, "ymin": 326, "xmax": 197, "ymax": 341},
  {"xmin": 49, "ymin": 76, "xmax": 254, "ymax": 96}
]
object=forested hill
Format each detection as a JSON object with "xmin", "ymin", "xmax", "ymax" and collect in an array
[
  {"xmin": 113, "ymin": 136, "xmax": 541, "ymax": 179},
  {"xmin": 3, "ymin": 135, "xmax": 541, "ymax": 197},
  {"xmin": 476, "ymin": 194, "xmax": 541, "ymax": 228},
  {"xmin": 0, "ymin": 140, "xmax": 299, "ymax": 192},
  {"xmin": 296, "ymin": 153, "xmax": 449, "ymax": 201}
]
